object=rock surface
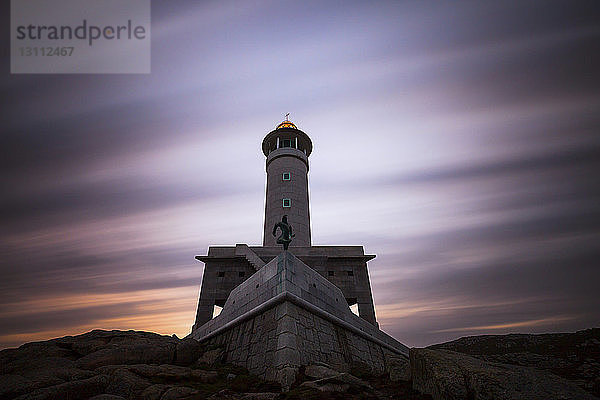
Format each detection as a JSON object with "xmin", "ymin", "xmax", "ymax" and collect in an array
[
  {"xmin": 430, "ymin": 327, "xmax": 600, "ymax": 397},
  {"xmin": 3, "ymin": 328, "xmax": 597, "ymax": 399},
  {"xmin": 300, "ymin": 369, "xmax": 372, "ymax": 393},
  {"xmin": 410, "ymin": 348, "xmax": 597, "ymax": 400},
  {"xmin": 195, "ymin": 348, "xmax": 225, "ymax": 366},
  {"xmin": 0, "ymin": 329, "xmax": 426, "ymax": 400},
  {"xmin": 303, "ymin": 363, "xmax": 339, "ymax": 380},
  {"xmin": 0, "ymin": 330, "xmax": 281, "ymax": 400},
  {"xmin": 385, "ymin": 353, "xmax": 411, "ymax": 382}
]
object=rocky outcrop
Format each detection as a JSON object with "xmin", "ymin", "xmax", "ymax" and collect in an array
[
  {"xmin": 410, "ymin": 348, "xmax": 597, "ymax": 400},
  {"xmin": 0, "ymin": 330, "xmax": 277, "ymax": 400},
  {"xmin": 298, "ymin": 363, "xmax": 373, "ymax": 392},
  {"xmin": 430, "ymin": 327, "xmax": 600, "ymax": 397},
  {"xmin": 0, "ymin": 330, "xmax": 426, "ymax": 400},
  {"xmin": 195, "ymin": 348, "xmax": 225, "ymax": 366},
  {"xmin": 385, "ymin": 352, "xmax": 411, "ymax": 382},
  {"xmin": 300, "ymin": 371, "xmax": 372, "ymax": 392},
  {"xmin": 5, "ymin": 328, "xmax": 597, "ymax": 399}
]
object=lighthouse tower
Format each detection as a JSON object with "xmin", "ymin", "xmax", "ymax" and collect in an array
[{"xmin": 262, "ymin": 118, "xmax": 312, "ymax": 247}]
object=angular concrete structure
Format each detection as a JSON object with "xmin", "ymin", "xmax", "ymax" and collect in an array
[
  {"xmin": 190, "ymin": 251, "xmax": 408, "ymax": 390},
  {"xmin": 193, "ymin": 245, "xmax": 378, "ymax": 331}
]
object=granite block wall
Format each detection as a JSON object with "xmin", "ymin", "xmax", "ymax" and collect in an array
[
  {"xmin": 205, "ymin": 300, "xmax": 403, "ymax": 390},
  {"xmin": 191, "ymin": 251, "xmax": 408, "ymax": 390},
  {"xmin": 194, "ymin": 245, "xmax": 379, "ymax": 329}
]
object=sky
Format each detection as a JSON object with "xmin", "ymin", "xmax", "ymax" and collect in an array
[{"xmin": 1, "ymin": 0, "xmax": 600, "ymax": 349}]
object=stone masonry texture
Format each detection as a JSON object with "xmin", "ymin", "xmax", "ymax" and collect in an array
[
  {"xmin": 189, "ymin": 251, "xmax": 408, "ymax": 390},
  {"xmin": 193, "ymin": 245, "xmax": 378, "ymax": 329},
  {"xmin": 263, "ymin": 147, "xmax": 311, "ymax": 247}
]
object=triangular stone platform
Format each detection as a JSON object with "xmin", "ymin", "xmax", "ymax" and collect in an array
[{"xmin": 189, "ymin": 251, "xmax": 409, "ymax": 390}]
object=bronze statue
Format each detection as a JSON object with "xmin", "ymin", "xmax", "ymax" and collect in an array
[{"xmin": 272, "ymin": 215, "xmax": 294, "ymax": 250}]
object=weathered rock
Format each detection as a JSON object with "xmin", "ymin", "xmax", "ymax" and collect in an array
[
  {"xmin": 2, "ymin": 353, "xmax": 76, "ymax": 375},
  {"xmin": 0, "ymin": 374, "xmax": 35, "ymax": 399},
  {"xmin": 196, "ymin": 347, "xmax": 225, "ymax": 366},
  {"xmin": 174, "ymin": 338, "xmax": 202, "ymax": 366},
  {"xmin": 0, "ymin": 341, "xmax": 75, "ymax": 374},
  {"xmin": 324, "ymin": 372, "xmax": 372, "ymax": 389},
  {"xmin": 431, "ymin": 328, "xmax": 600, "ymax": 397},
  {"xmin": 76, "ymin": 343, "xmax": 176, "ymax": 370},
  {"xmin": 61, "ymin": 330, "xmax": 179, "ymax": 357},
  {"xmin": 274, "ymin": 367, "xmax": 296, "ymax": 392},
  {"xmin": 300, "ymin": 371, "xmax": 372, "ymax": 392},
  {"xmin": 88, "ymin": 395, "xmax": 127, "ymax": 400},
  {"xmin": 13, "ymin": 374, "xmax": 109, "ymax": 400},
  {"xmin": 41, "ymin": 330, "xmax": 178, "ymax": 371},
  {"xmin": 410, "ymin": 349, "xmax": 468, "ymax": 400},
  {"xmin": 120, "ymin": 364, "xmax": 191, "ymax": 379},
  {"xmin": 300, "ymin": 380, "xmax": 349, "ymax": 392},
  {"xmin": 140, "ymin": 384, "xmax": 172, "ymax": 400},
  {"xmin": 479, "ymin": 352, "xmax": 572, "ymax": 370},
  {"xmin": 204, "ymin": 391, "xmax": 280, "ymax": 400},
  {"xmin": 98, "ymin": 366, "xmax": 152, "ymax": 398},
  {"xmin": 431, "ymin": 328, "xmax": 600, "ymax": 359},
  {"xmin": 0, "ymin": 349, "xmax": 95, "ymax": 393},
  {"xmin": 57, "ymin": 335, "xmax": 112, "ymax": 357},
  {"xmin": 304, "ymin": 363, "xmax": 338, "ymax": 379},
  {"xmin": 14, "ymin": 328, "xmax": 597, "ymax": 400},
  {"xmin": 190, "ymin": 369, "xmax": 219, "ymax": 383},
  {"xmin": 239, "ymin": 393, "xmax": 280, "ymax": 400},
  {"xmin": 410, "ymin": 348, "xmax": 597, "ymax": 400},
  {"xmin": 160, "ymin": 386, "xmax": 198, "ymax": 400},
  {"xmin": 594, "ymin": 376, "xmax": 600, "ymax": 395},
  {"xmin": 385, "ymin": 353, "xmax": 411, "ymax": 381},
  {"xmin": 207, "ymin": 389, "xmax": 238, "ymax": 399},
  {"xmin": 97, "ymin": 363, "xmax": 219, "ymax": 384}
]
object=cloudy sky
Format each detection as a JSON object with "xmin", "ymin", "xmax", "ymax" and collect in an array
[{"xmin": 1, "ymin": 0, "xmax": 599, "ymax": 349}]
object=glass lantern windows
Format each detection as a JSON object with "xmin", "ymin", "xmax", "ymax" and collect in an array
[{"xmin": 277, "ymin": 137, "xmax": 298, "ymax": 149}]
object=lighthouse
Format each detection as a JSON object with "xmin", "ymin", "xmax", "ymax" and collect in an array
[
  {"xmin": 192, "ymin": 117, "xmax": 379, "ymax": 330},
  {"xmin": 261, "ymin": 118, "xmax": 312, "ymax": 247}
]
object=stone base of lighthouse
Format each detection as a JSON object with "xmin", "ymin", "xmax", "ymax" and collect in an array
[{"xmin": 188, "ymin": 251, "xmax": 408, "ymax": 390}]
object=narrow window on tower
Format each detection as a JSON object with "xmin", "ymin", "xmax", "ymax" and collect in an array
[
  {"xmin": 282, "ymin": 139, "xmax": 292, "ymax": 148},
  {"xmin": 283, "ymin": 172, "xmax": 291, "ymax": 181},
  {"xmin": 283, "ymin": 198, "xmax": 291, "ymax": 208}
]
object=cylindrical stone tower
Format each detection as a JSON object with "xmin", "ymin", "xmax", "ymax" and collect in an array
[{"xmin": 262, "ymin": 119, "xmax": 313, "ymax": 247}]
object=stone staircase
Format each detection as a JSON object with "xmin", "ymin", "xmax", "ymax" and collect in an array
[{"xmin": 235, "ymin": 244, "xmax": 266, "ymax": 271}]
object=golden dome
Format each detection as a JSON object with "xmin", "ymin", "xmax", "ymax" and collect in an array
[{"xmin": 276, "ymin": 120, "xmax": 297, "ymax": 130}]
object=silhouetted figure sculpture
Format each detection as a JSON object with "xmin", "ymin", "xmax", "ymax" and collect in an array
[{"xmin": 272, "ymin": 215, "xmax": 294, "ymax": 250}]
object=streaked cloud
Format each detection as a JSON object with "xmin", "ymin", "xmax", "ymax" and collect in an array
[{"xmin": 431, "ymin": 316, "xmax": 578, "ymax": 334}]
